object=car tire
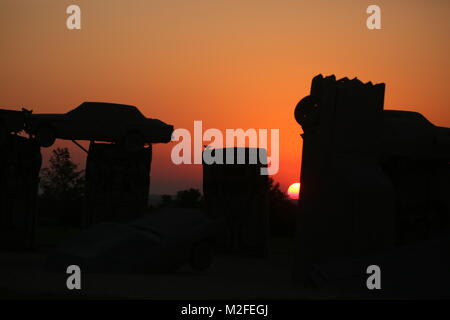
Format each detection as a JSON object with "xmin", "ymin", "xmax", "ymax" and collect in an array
[
  {"xmin": 294, "ymin": 95, "xmax": 320, "ymax": 130},
  {"xmin": 36, "ymin": 126, "xmax": 55, "ymax": 147},
  {"xmin": 122, "ymin": 132, "xmax": 144, "ymax": 152},
  {"xmin": 189, "ymin": 241, "xmax": 213, "ymax": 271}
]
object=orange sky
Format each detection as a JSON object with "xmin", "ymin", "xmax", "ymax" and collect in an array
[{"xmin": 1, "ymin": 0, "xmax": 449, "ymax": 194}]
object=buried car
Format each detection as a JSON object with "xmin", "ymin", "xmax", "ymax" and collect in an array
[
  {"xmin": 25, "ymin": 102, "xmax": 174, "ymax": 149},
  {"xmin": 46, "ymin": 208, "xmax": 221, "ymax": 273}
]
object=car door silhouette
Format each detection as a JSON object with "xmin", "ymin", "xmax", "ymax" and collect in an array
[{"xmin": 66, "ymin": 104, "xmax": 108, "ymax": 141}]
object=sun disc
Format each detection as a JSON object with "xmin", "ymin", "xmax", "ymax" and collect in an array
[{"xmin": 287, "ymin": 182, "xmax": 300, "ymax": 200}]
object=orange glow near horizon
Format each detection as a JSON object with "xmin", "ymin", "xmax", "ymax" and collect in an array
[{"xmin": 1, "ymin": 0, "xmax": 449, "ymax": 194}]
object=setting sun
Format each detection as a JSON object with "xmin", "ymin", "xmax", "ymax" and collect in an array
[{"xmin": 287, "ymin": 183, "xmax": 300, "ymax": 200}]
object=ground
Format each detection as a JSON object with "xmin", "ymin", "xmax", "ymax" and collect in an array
[{"xmin": 0, "ymin": 235, "xmax": 317, "ymax": 300}]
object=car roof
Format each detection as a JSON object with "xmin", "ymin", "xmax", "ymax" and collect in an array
[{"xmin": 77, "ymin": 102, "xmax": 138, "ymax": 110}]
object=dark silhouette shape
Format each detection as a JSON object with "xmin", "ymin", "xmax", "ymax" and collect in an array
[
  {"xmin": 159, "ymin": 188, "xmax": 204, "ymax": 209},
  {"xmin": 294, "ymin": 75, "xmax": 394, "ymax": 282},
  {"xmin": 159, "ymin": 194, "xmax": 173, "ymax": 208},
  {"xmin": 381, "ymin": 110, "xmax": 450, "ymax": 159},
  {"xmin": 0, "ymin": 109, "xmax": 25, "ymax": 145},
  {"xmin": 0, "ymin": 101, "xmax": 173, "ymax": 249},
  {"xmin": 24, "ymin": 102, "xmax": 174, "ymax": 149},
  {"xmin": 267, "ymin": 178, "xmax": 296, "ymax": 238},
  {"xmin": 46, "ymin": 208, "xmax": 219, "ymax": 273},
  {"xmin": 294, "ymin": 74, "xmax": 450, "ymax": 298},
  {"xmin": 203, "ymin": 147, "xmax": 270, "ymax": 257},
  {"xmin": 308, "ymin": 234, "xmax": 450, "ymax": 299},
  {"xmin": 39, "ymin": 147, "xmax": 84, "ymax": 227},
  {"xmin": 381, "ymin": 111, "xmax": 450, "ymax": 244},
  {"xmin": 84, "ymin": 142, "xmax": 152, "ymax": 226},
  {"xmin": 175, "ymin": 188, "xmax": 202, "ymax": 209},
  {"xmin": 0, "ymin": 135, "xmax": 41, "ymax": 250}
]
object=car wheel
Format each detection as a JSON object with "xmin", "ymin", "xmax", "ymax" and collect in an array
[
  {"xmin": 189, "ymin": 241, "xmax": 213, "ymax": 271},
  {"xmin": 36, "ymin": 126, "xmax": 55, "ymax": 147},
  {"xmin": 294, "ymin": 95, "xmax": 320, "ymax": 130},
  {"xmin": 123, "ymin": 132, "xmax": 144, "ymax": 152}
]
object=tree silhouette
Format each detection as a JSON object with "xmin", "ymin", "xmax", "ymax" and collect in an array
[
  {"xmin": 267, "ymin": 178, "xmax": 296, "ymax": 237},
  {"xmin": 160, "ymin": 194, "xmax": 173, "ymax": 208},
  {"xmin": 39, "ymin": 148, "xmax": 84, "ymax": 226},
  {"xmin": 268, "ymin": 178, "xmax": 289, "ymax": 203},
  {"xmin": 175, "ymin": 188, "xmax": 202, "ymax": 209},
  {"xmin": 40, "ymin": 148, "xmax": 84, "ymax": 198}
]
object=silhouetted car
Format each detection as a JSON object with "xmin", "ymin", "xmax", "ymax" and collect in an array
[
  {"xmin": 0, "ymin": 109, "xmax": 25, "ymax": 145},
  {"xmin": 25, "ymin": 102, "xmax": 174, "ymax": 149},
  {"xmin": 46, "ymin": 209, "xmax": 220, "ymax": 273}
]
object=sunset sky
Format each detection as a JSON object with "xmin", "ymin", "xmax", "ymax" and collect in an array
[{"xmin": 1, "ymin": 0, "xmax": 449, "ymax": 195}]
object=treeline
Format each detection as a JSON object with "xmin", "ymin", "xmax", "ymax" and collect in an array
[{"xmin": 38, "ymin": 148, "xmax": 296, "ymax": 237}]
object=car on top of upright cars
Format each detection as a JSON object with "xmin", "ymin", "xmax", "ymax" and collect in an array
[{"xmin": 25, "ymin": 102, "xmax": 174, "ymax": 150}]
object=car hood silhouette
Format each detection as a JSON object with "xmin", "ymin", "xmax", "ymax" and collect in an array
[{"xmin": 25, "ymin": 102, "xmax": 174, "ymax": 148}]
